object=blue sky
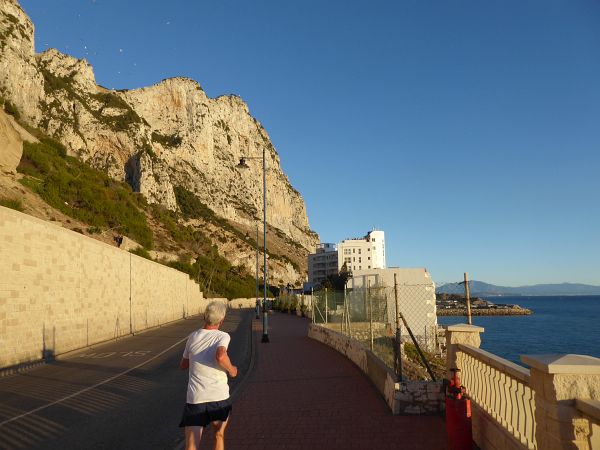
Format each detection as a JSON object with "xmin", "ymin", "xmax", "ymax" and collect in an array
[{"xmin": 19, "ymin": 0, "xmax": 600, "ymax": 286}]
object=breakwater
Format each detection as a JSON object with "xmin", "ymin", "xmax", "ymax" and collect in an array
[{"xmin": 437, "ymin": 307, "xmax": 532, "ymax": 316}]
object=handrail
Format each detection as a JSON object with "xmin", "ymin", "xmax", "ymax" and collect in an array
[
  {"xmin": 455, "ymin": 344, "xmax": 536, "ymax": 449},
  {"xmin": 457, "ymin": 343, "xmax": 530, "ymax": 383},
  {"xmin": 576, "ymin": 399, "xmax": 600, "ymax": 422}
]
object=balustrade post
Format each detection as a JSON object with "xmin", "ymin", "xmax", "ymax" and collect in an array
[
  {"xmin": 521, "ymin": 354, "xmax": 600, "ymax": 450},
  {"xmin": 445, "ymin": 324, "xmax": 485, "ymax": 380}
]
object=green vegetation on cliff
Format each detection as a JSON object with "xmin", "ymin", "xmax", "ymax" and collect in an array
[
  {"xmin": 15, "ymin": 134, "xmax": 259, "ymax": 299},
  {"xmin": 18, "ymin": 139, "xmax": 153, "ymax": 248}
]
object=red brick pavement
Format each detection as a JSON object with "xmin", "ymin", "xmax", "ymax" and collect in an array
[{"xmin": 207, "ymin": 312, "xmax": 447, "ymax": 450}]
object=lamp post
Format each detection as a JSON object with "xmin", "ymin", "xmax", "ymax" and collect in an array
[
  {"xmin": 255, "ymin": 223, "xmax": 260, "ymax": 319},
  {"xmin": 237, "ymin": 146, "xmax": 270, "ymax": 343}
]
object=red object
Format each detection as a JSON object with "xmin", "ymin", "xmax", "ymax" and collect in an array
[{"xmin": 446, "ymin": 369, "xmax": 473, "ymax": 450}]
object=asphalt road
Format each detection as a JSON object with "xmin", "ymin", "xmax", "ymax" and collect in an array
[{"xmin": 0, "ymin": 309, "xmax": 254, "ymax": 450}]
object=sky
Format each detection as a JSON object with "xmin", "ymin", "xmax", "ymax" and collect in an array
[{"xmin": 18, "ymin": 0, "xmax": 600, "ymax": 286}]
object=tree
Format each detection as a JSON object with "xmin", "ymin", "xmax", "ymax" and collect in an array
[{"xmin": 323, "ymin": 263, "xmax": 351, "ymax": 291}]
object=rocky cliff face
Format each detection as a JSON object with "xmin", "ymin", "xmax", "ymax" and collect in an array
[{"xmin": 0, "ymin": 0, "xmax": 318, "ymax": 256}]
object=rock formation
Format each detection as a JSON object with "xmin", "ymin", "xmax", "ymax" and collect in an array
[
  {"xmin": 0, "ymin": 109, "xmax": 22, "ymax": 173},
  {"xmin": 0, "ymin": 0, "xmax": 318, "ymax": 268}
]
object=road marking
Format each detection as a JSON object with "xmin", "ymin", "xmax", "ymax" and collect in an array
[
  {"xmin": 0, "ymin": 337, "xmax": 187, "ymax": 428},
  {"xmin": 77, "ymin": 351, "xmax": 152, "ymax": 359}
]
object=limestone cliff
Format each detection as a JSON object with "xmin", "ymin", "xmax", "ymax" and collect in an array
[
  {"xmin": 0, "ymin": 109, "xmax": 22, "ymax": 173},
  {"xmin": 0, "ymin": 0, "xmax": 318, "ymax": 282}
]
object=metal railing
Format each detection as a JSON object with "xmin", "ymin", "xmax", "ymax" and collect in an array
[{"xmin": 308, "ymin": 281, "xmax": 444, "ymax": 382}]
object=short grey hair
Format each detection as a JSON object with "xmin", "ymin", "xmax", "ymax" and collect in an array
[{"xmin": 204, "ymin": 301, "xmax": 227, "ymax": 326}]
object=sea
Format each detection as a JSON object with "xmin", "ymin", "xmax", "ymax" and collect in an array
[{"xmin": 437, "ymin": 295, "xmax": 600, "ymax": 366}]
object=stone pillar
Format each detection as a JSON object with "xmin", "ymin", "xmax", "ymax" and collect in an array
[
  {"xmin": 521, "ymin": 354, "xmax": 600, "ymax": 450},
  {"xmin": 445, "ymin": 324, "xmax": 484, "ymax": 379}
]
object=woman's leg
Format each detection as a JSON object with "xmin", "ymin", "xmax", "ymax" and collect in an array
[
  {"xmin": 211, "ymin": 416, "xmax": 230, "ymax": 450},
  {"xmin": 185, "ymin": 426, "xmax": 203, "ymax": 450}
]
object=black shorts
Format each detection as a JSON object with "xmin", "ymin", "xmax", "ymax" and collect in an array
[{"xmin": 179, "ymin": 399, "xmax": 232, "ymax": 427}]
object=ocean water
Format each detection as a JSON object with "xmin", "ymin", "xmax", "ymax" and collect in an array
[{"xmin": 437, "ymin": 295, "xmax": 600, "ymax": 365}]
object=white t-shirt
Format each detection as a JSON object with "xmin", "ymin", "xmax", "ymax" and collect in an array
[{"xmin": 183, "ymin": 328, "xmax": 231, "ymax": 404}]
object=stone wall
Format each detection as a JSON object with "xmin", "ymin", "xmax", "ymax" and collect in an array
[
  {"xmin": 308, "ymin": 323, "xmax": 444, "ymax": 415},
  {"xmin": 0, "ymin": 206, "xmax": 207, "ymax": 369},
  {"xmin": 319, "ymin": 321, "xmax": 390, "ymax": 341},
  {"xmin": 229, "ymin": 298, "xmax": 261, "ymax": 309}
]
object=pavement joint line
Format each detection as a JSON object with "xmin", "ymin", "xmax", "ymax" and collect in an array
[{"xmin": 0, "ymin": 335, "xmax": 190, "ymax": 428}]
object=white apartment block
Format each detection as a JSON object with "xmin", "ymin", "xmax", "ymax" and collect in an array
[
  {"xmin": 337, "ymin": 230, "xmax": 386, "ymax": 274},
  {"xmin": 307, "ymin": 243, "xmax": 339, "ymax": 286}
]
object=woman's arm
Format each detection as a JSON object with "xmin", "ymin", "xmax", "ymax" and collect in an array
[{"xmin": 215, "ymin": 346, "xmax": 238, "ymax": 377}]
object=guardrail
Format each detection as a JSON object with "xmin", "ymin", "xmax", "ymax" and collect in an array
[
  {"xmin": 446, "ymin": 324, "xmax": 600, "ymax": 450},
  {"xmin": 456, "ymin": 344, "xmax": 536, "ymax": 449}
]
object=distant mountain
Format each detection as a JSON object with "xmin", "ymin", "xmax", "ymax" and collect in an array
[{"xmin": 436, "ymin": 281, "xmax": 600, "ymax": 296}]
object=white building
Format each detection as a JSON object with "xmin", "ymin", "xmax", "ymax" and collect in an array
[
  {"xmin": 347, "ymin": 267, "xmax": 437, "ymax": 351},
  {"xmin": 307, "ymin": 243, "xmax": 338, "ymax": 286},
  {"xmin": 337, "ymin": 230, "xmax": 386, "ymax": 274}
]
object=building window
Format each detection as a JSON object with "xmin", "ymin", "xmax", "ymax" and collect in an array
[
  {"xmin": 368, "ymin": 266, "xmax": 371, "ymax": 269},
  {"xmin": 353, "ymin": 257, "xmax": 355, "ymax": 262},
  {"xmin": 352, "ymin": 249, "xmax": 355, "ymax": 254},
  {"xmin": 358, "ymin": 257, "xmax": 361, "ymax": 263},
  {"xmin": 358, "ymin": 249, "xmax": 361, "ymax": 254},
  {"xmin": 368, "ymin": 248, "xmax": 370, "ymax": 251},
  {"xmin": 359, "ymin": 266, "xmax": 362, "ymax": 270},
  {"xmin": 368, "ymin": 257, "xmax": 371, "ymax": 260}
]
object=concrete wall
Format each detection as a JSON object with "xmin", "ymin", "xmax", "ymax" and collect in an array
[{"xmin": 0, "ymin": 206, "xmax": 207, "ymax": 369}]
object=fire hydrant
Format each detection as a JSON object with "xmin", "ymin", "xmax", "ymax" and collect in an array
[{"xmin": 445, "ymin": 368, "xmax": 472, "ymax": 450}]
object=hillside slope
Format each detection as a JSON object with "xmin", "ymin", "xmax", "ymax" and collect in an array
[{"xmin": 0, "ymin": 0, "xmax": 318, "ymax": 286}]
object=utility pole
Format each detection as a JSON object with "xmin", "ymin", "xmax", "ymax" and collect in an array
[
  {"xmin": 368, "ymin": 279, "xmax": 373, "ymax": 351},
  {"xmin": 324, "ymin": 287, "xmax": 328, "ymax": 324},
  {"xmin": 394, "ymin": 273, "xmax": 403, "ymax": 381},
  {"xmin": 311, "ymin": 287, "xmax": 314, "ymax": 324}
]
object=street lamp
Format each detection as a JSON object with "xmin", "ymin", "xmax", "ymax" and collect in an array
[
  {"xmin": 237, "ymin": 147, "xmax": 270, "ymax": 343},
  {"xmin": 255, "ymin": 223, "xmax": 260, "ymax": 319}
]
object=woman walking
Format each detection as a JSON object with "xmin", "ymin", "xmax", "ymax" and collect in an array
[{"xmin": 179, "ymin": 301, "xmax": 238, "ymax": 450}]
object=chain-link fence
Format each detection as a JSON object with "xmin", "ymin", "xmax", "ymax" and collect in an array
[{"xmin": 310, "ymin": 283, "xmax": 445, "ymax": 382}]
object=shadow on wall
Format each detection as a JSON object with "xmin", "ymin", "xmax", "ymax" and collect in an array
[{"xmin": 42, "ymin": 323, "xmax": 56, "ymax": 361}]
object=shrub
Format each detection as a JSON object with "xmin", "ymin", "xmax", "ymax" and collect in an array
[
  {"xmin": 130, "ymin": 247, "xmax": 152, "ymax": 260},
  {"xmin": 17, "ymin": 139, "xmax": 153, "ymax": 248},
  {"xmin": 0, "ymin": 197, "xmax": 24, "ymax": 211},
  {"xmin": 151, "ymin": 132, "xmax": 182, "ymax": 148},
  {"xmin": 3, "ymin": 100, "xmax": 20, "ymax": 119}
]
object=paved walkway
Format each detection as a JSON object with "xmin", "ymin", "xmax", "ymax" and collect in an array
[{"xmin": 206, "ymin": 312, "xmax": 447, "ymax": 450}]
